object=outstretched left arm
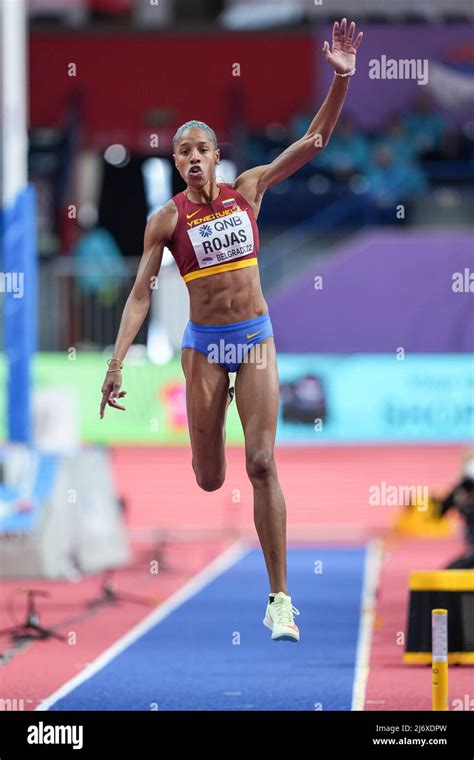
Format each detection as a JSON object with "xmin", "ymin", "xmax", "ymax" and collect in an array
[{"xmin": 234, "ymin": 18, "xmax": 363, "ymax": 203}]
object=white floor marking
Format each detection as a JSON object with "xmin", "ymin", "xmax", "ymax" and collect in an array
[
  {"xmin": 351, "ymin": 539, "xmax": 384, "ymax": 711},
  {"xmin": 36, "ymin": 541, "xmax": 248, "ymax": 711}
]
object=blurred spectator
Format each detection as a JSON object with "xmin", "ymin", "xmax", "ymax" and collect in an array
[
  {"xmin": 74, "ymin": 213, "xmax": 127, "ymax": 306},
  {"xmin": 365, "ymin": 145, "xmax": 427, "ymax": 206},
  {"xmin": 435, "ymin": 449, "xmax": 474, "ymax": 569},
  {"xmin": 245, "ymin": 123, "xmax": 288, "ymax": 168},
  {"xmin": 422, "ymin": 129, "xmax": 468, "ymax": 162},
  {"xmin": 403, "ymin": 93, "xmax": 449, "ymax": 156},
  {"xmin": 374, "ymin": 114, "xmax": 417, "ymax": 165},
  {"xmin": 289, "ymin": 100, "xmax": 315, "ymax": 141},
  {"xmin": 245, "ymin": 132, "xmax": 268, "ymax": 168},
  {"xmin": 311, "ymin": 115, "xmax": 370, "ymax": 180}
]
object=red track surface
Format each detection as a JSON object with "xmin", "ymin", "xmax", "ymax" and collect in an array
[
  {"xmin": 111, "ymin": 444, "xmax": 465, "ymax": 540},
  {"xmin": 0, "ymin": 444, "xmax": 470, "ymax": 711}
]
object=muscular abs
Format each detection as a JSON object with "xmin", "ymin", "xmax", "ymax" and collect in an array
[{"xmin": 187, "ymin": 264, "xmax": 269, "ymax": 325}]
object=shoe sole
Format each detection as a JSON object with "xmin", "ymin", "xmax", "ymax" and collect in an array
[{"xmin": 263, "ymin": 617, "xmax": 300, "ymax": 642}]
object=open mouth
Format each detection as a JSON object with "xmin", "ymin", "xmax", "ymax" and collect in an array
[{"xmin": 189, "ymin": 166, "xmax": 203, "ymax": 177}]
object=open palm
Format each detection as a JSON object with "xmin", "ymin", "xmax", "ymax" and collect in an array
[{"xmin": 323, "ymin": 18, "xmax": 363, "ymax": 75}]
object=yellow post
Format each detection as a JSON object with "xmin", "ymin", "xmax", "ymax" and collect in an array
[{"xmin": 432, "ymin": 609, "xmax": 448, "ymax": 711}]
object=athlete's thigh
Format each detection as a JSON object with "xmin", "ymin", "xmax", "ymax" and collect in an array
[
  {"xmin": 181, "ymin": 348, "xmax": 229, "ymax": 467},
  {"xmin": 234, "ymin": 338, "xmax": 279, "ymax": 450}
]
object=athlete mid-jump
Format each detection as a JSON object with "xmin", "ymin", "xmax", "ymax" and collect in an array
[{"xmin": 100, "ymin": 19, "xmax": 363, "ymax": 642}]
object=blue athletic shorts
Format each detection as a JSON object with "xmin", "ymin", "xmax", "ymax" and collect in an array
[{"xmin": 181, "ymin": 312, "xmax": 274, "ymax": 373}]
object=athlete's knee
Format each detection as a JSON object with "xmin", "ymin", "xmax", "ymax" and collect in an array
[
  {"xmin": 197, "ymin": 475, "xmax": 225, "ymax": 492},
  {"xmin": 246, "ymin": 449, "xmax": 275, "ymax": 480},
  {"xmin": 194, "ymin": 467, "xmax": 226, "ymax": 492}
]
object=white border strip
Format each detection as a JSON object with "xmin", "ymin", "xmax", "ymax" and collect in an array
[
  {"xmin": 36, "ymin": 541, "xmax": 248, "ymax": 711},
  {"xmin": 351, "ymin": 539, "xmax": 384, "ymax": 711},
  {"xmin": 2, "ymin": 0, "xmax": 28, "ymax": 205}
]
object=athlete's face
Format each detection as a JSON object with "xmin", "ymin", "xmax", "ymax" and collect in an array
[{"xmin": 173, "ymin": 128, "xmax": 220, "ymax": 188}]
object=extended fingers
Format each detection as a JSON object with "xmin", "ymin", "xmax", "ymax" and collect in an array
[
  {"xmin": 333, "ymin": 18, "xmax": 363, "ymax": 51},
  {"xmin": 108, "ymin": 390, "xmax": 126, "ymax": 410},
  {"xmin": 107, "ymin": 396, "xmax": 126, "ymax": 412},
  {"xmin": 353, "ymin": 31, "xmax": 364, "ymax": 50},
  {"xmin": 100, "ymin": 390, "xmax": 127, "ymax": 418},
  {"xmin": 100, "ymin": 391, "xmax": 108, "ymax": 418},
  {"xmin": 346, "ymin": 21, "xmax": 356, "ymax": 45},
  {"xmin": 111, "ymin": 390, "xmax": 126, "ymax": 400}
]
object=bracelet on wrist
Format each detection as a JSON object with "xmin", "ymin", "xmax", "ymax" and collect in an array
[
  {"xmin": 107, "ymin": 358, "xmax": 123, "ymax": 372},
  {"xmin": 334, "ymin": 68, "xmax": 356, "ymax": 78}
]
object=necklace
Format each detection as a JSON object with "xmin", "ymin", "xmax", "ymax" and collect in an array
[{"xmin": 185, "ymin": 184, "xmax": 220, "ymax": 206}]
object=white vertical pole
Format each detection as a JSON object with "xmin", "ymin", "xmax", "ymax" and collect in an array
[
  {"xmin": 432, "ymin": 609, "xmax": 449, "ymax": 711},
  {"xmin": 2, "ymin": 0, "xmax": 28, "ymax": 207},
  {"xmin": 2, "ymin": 0, "xmax": 35, "ymax": 444}
]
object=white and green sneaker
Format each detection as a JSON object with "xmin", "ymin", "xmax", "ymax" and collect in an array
[{"xmin": 263, "ymin": 592, "xmax": 300, "ymax": 642}]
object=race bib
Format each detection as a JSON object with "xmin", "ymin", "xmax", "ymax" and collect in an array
[{"xmin": 187, "ymin": 211, "xmax": 254, "ymax": 269}]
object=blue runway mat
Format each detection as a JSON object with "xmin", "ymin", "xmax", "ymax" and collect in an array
[{"xmin": 50, "ymin": 546, "xmax": 366, "ymax": 711}]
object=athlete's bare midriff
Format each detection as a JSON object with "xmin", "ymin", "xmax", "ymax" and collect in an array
[{"xmin": 186, "ymin": 264, "xmax": 269, "ymax": 325}]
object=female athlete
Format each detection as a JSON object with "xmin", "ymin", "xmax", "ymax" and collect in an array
[{"xmin": 100, "ymin": 19, "xmax": 363, "ymax": 642}]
